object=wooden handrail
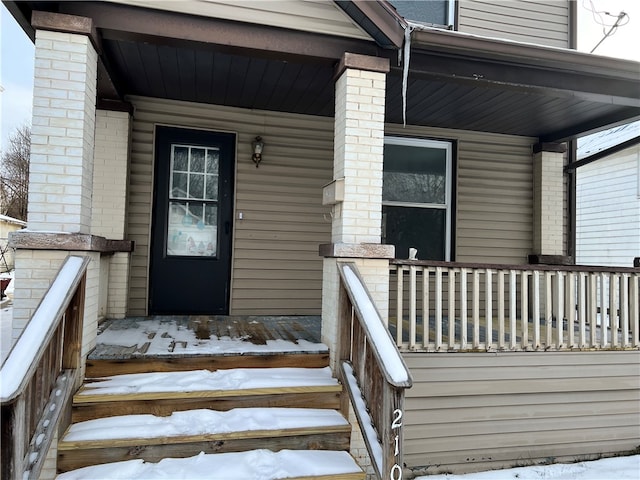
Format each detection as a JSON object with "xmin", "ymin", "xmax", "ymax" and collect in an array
[
  {"xmin": 1, "ymin": 255, "xmax": 89, "ymax": 480},
  {"xmin": 337, "ymin": 262, "xmax": 412, "ymax": 480}
]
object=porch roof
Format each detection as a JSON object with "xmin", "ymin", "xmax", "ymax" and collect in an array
[{"xmin": 6, "ymin": 0, "xmax": 640, "ymax": 142}]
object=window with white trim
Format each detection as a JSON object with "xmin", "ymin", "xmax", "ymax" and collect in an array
[{"xmin": 382, "ymin": 137, "xmax": 453, "ymax": 260}]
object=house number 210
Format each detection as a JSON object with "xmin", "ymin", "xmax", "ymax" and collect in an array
[{"xmin": 390, "ymin": 409, "xmax": 403, "ymax": 480}]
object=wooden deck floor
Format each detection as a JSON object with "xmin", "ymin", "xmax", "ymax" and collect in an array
[{"xmin": 89, "ymin": 316, "xmax": 323, "ymax": 359}]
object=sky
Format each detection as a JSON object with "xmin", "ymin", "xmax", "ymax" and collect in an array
[{"xmin": 1, "ymin": 0, "xmax": 639, "ymax": 151}]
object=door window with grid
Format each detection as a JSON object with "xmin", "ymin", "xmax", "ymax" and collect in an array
[{"xmin": 166, "ymin": 145, "xmax": 220, "ymax": 257}]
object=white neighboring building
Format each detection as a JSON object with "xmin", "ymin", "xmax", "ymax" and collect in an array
[
  {"xmin": 576, "ymin": 121, "xmax": 640, "ymax": 267},
  {"xmin": 0, "ymin": 214, "xmax": 27, "ymax": 272}
]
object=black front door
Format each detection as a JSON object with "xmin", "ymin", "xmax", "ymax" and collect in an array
[{"xmin": 149, "ymin": 126, "xmax": 235, "ymax": 314}]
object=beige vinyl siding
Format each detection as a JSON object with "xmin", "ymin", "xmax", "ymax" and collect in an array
[
  {"xmin": 458, "ymin": 0, "xmax": 571, "ymax": 49},
  {"xmin": 403, "ymin": 351, "xmax": 640, "ymax": 475},
  {"xmin": 105, "ymin": 0, "xmax": 371, "ymax": 41},
  {"xmin": 386, "ymin": 124, "xmax": 536, "ymax": 264},
  {"xmin": 126, "ymin": 96, "xmax": 333, "ymax": 315}
]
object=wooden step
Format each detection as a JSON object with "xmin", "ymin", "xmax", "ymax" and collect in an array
[
  {"xmin": 72, "ymin": 367, "xmax": 342, "ymax": 422},
  {"xmin": 56, "ymin": 449, "xmax": 365, "ymax": 480},
  {"xmin": 58, "ymin": 408, "xmax": 351, "ymax": 472},
  {"xmin": 86, "ymin": 352, "xmax": 330, "ymax": 377}
]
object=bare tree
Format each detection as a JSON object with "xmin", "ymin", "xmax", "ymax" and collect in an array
[{"xmin": 0, "ymin": 125, "xmax": 30, "ymax": 221}]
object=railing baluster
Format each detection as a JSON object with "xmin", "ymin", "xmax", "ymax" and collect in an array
[
  {"xmin": 610, "ymin": 273, "xmax": 619, "ymax": 348},
  {"xmin": 521, "ymin": 271, "xmax": 529, "ymax": 349},
  {"xmin": 545, "ymin": 271, "xmax": 553, "ymax": 349},
  {"xmin": 533, "ymin": 270, "xmax": 541, "ymax": 349},
  {"xmin": 409, "ymin": 266, "xmax": 417, "ymax": 350},
  {"xmin": 600, "ymin": 272, "xmax": 607, "ymax": 347},
  {"xmin": 510, "ymin": 270, "xmax": 517, "ymax": 350},
  {"xmin": 485, "ymin": 269, "xmax": 493, "ymax": 350},
  {"xmin": 396, "ymin": 266, "xmax": 403, "ymax": 347},
  {"xmin": 630, "ymin": 275, "xmax": 639, "ymax": 348},
  {"xmin": 556, "ymin": 271, "xmax": 564, "ymax": 349},
  {"xmin": 579, "ymin": 272, "xmax": 587, "ymax": 347},
  {"xmin": 422, "ymin": 268, "xmax": 429, "ymax": 349},
  {"xmin": 621, "ymin": 274, "xmax": 629, "ymax": 348},
  {"xmin": 589, "ymin": 273, "xmax": 598, "ymax": 348},
  {"xmin": 460, "ymin": 268, "xmax": 468, "ymax": 349},
  {"xmin": 435, "ymin": 267, "xmax": 443, "ymax": 350},
  {"xmin": 448, "ymin": 269, "xmax": 456, "ymax": 349},
  {"xmin": 567, "ymin": 272, "xmax": 576, "ymax": 348},
  {"xmin": 473, "ymin": 269, "xmax": 480, "ymax": 349},
  {"xmin": 498, "ymin": 270, "xmax": 505, "ymax": 350}
]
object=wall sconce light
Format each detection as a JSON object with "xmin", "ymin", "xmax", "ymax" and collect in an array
[{"xmin": 252, "ymin": 136, "xmax": 264, "ymax": 168}]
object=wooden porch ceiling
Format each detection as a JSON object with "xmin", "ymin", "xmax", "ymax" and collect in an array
[{"xmin": 9, "ymin": 1, "xmax": 640, "ymax": 142}]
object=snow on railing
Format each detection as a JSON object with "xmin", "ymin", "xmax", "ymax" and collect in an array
[
  {"xmin": 1, "ymin": 255, "xmax": 89, "ymax": 480},
  {"xmin": 337, "ymin": 262, "xmax": 412, "ymax": 480},
  {"xmin": 390, "ymin": 260, "xmax": 640, "ymax": 352}
]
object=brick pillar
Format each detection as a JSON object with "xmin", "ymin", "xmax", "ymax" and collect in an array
[
  {"xmin": 92, "ymin": 110, "xmax": 132, "ymax": 318},
  {"xmin": 331, "ymin": 54, "xmax": 387, "ymax": 244},
  {"xmin": 322, "ymin": 53, "xmax": 392, "ymax": 366},
  {"xmin": 532, "ymin": 142, "xmax": 566, "ymax": 256},
  {"xmin": 28, "ymin": 25, "xmax": 98, "ymax": 233}
]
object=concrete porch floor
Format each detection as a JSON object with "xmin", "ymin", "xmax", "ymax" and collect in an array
[{"xmin": 89, "ymin": 315, "xmax": 325, "ymax": 360}]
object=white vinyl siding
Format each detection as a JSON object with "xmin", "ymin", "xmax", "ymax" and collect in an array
[
  {"xmin": 104, "ymin": 0, "xmax": 372, "ymax": 41},
  {"xmin": 126, "ymin": 96, "xmax": 333, "ymax": 316},
  {"xmin": 403, "ymin": 351, "xmax": 640, "ymax": 475},
  {"xmin": 576, "ymin": 146, "xmax": 640, "ymax": 267},
  {"xmin": 458, "ymin": 0, "xmax": 571, "ymax": 48}
]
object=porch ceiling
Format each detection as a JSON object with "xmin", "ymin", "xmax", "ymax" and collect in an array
[
  {"xmin": 99, "ymin": 38, "xmax": 640, "ymax": 142},
  {"xmin": 8, "ymin": 1, "xmax": 640, "ymax": 142}
]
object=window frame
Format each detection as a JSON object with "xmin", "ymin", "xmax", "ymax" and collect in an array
[{"xmin": 382, "ymin": 136, "xmax": 453, "ymax": 261}]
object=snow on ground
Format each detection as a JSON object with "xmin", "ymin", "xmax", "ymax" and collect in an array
[
  {"xmin": 95, "ymin": 318, "xmax": 327, "ymax": 355},
  {"xmin": 417, "ymin": 455, "xmax": 640, "ymax": 480},
  {"xmin": 79, "ymin": 367, "xmax": 337, "ymax": 396},
  {"xmin": 56, "ymin": 449, "xmax": 362, "ymax": 480},
  {"xmin": 0, "ymin": 270, "xmax": 14, "ymax": 364},
  {"xmin": 64, "ymin": 407, "xmax": 348, "ymax": 442},
  {"xmin": 0, "ymin": 304, "xmax": 12, "ymax": 364}
]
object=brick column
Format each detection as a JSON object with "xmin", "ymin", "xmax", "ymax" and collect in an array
[
  {"xmin": 532, "ymin": 142, "xmax": 566, "ymax": 256},
  {"xmin": 28, "ymin": 23, "xmax": 98, "ymax": 233},
  {"xmin": 92, "ymin": 110, "xmax": 132, "ymax": 318},
  {"xmin": 321, "ymin": 53, "xmax": 392, "ymax": 367}
]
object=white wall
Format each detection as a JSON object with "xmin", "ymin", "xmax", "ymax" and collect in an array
[{"xmin": 576, "ymin": 145, "xmax": 640, "ymax": 267}]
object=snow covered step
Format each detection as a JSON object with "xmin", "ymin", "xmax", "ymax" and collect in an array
[
  {"xmin": 86, "ymin": 351, "xmax": 330, "ymax": 377},
  {"xmin": 56, "ymin": 449, "xmax": 365, "ymax": 480},
  {"xmin": 58, "ymin": 407, "xmax": 351, "ymax": 472},
  {"xmin": 72, "ymin": 367, "xmax": 342, "ymax": 422}
]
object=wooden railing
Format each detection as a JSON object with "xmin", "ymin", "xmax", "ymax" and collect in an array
[
  {"xmin": 390, "ymin": 260, "xmax": 640, "ymax": 352},
  {"xmin": 337, "ymin": 262, "xmax": 413, "ymax": 480},
  {"xmin": 1, "ymin": 255, "xmax": 89, "ymax": 480}
]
